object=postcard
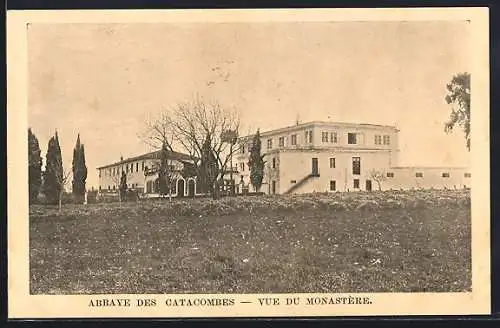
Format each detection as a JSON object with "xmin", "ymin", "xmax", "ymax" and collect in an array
[{"xmin": 7, "ymin": 7, "xmax": 490, "ymax": 318}]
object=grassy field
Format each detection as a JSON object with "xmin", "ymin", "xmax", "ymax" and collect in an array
[{"xmin": 30, "ymin": 189, "xmax": 471, "ymax": 294}]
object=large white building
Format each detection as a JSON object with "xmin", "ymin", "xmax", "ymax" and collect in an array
[{"xmin": 235, "ymin": 121, "xmax": 471, "ymax": 194}]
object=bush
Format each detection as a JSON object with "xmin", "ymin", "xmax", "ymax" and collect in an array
[{"xmin": 87, "ymin": 190, "xmax": 98, "ymax": 204}]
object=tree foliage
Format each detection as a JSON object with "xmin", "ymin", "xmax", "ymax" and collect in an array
[
  {"xmin": 28, "ymin": 128, "xmax": 43, "ymax": 204},
  {"xmin": 72, "ymin": 134, "xmax": 88, "ymax": 203},
  {"xmin": 199, "ymin": 134, "xmax": 219, "ymax": 196},
  {"xmin": 444, "ymin": 72, "xmax": 471, "ymax": 151},
  {"xmin": 42, "ymin": 132, "xmax": 64, "ymax": 204},
  {"xmin": 248, "ymin": 129, "xmax": 265, "ymax": 192},
  {"xmin": 119, "ymin": 171, "xmax": 128, "ymax": 200},
  {"xmin": 158, "ymin": 141, "xmax": 174, "ymax": 196}
]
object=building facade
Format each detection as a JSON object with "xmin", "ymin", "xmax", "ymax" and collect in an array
[
  {"xmin": 97, "ymin": 150, "xmax": 202, "ymax": 197},
  {"xmin": 235, "ymin": 121, "xmax": 471, "ymax": 194}
]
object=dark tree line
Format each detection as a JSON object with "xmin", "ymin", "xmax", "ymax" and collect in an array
[
  {"xmin": 28, "ymin": 128, "xmax": 43, "ymax": 204},
  {"xmin": 72, "ymin": 134, "xmax": 88, "ymax": 203},
  {"xmin": 248, "ymin": 129, "xmax": 265, "ymax": 193},
  {"xmin": 28, "ymin": 128, "xmax": 87, "ymax": 208}
]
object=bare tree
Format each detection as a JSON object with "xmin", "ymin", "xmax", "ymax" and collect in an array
[
  {"xmin": 54, "ymin": 163, "xmax": 72, "ymax": 212},
  {"xmin": 110, "ymin": 170, "xmax": 124, "ymax": 207},
  {"xmin": 145, "ymin": 96, "xmax": 242, "ymax": 199},
  {"xmin": 140, "ymin": 111, "xmax": 175, "ymax": 151},
  {"xmin": 369, "ymin": 169, "xmax": 387, "ymax": 191},
  {"xmin": 264, "ymin": 164, "xmax": 272, "ymax": 194},
  {"xmin": 159, "ymin": 144, "xmax": 182, "ymax": 201}
]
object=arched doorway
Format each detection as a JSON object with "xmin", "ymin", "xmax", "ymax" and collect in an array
[
  {"xmin": 188, "ymin": 179, "xmax": 195, "ymax": 198},
  {"xmin": 177, "ymin": 179, "xmax": 185, "ymax": 198}
]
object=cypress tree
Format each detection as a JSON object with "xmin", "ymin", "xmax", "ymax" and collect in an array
[
  {"xmin": 42, "ymin": 131, "xmax": 64, "ymax": 204},
  {"xmin": 72, "ymin": 134, "xmax": 88, "ymax": 203},
  {"xmin": 248, "ymin": 129, "xmax": 265, "ymax": 192},
  {"xmin": 158, "ymin": 142, "xmax": 170, "ymax": 196},
  {"xmin": 119, "ymin": 171, "xmax": 128, "ymax": 202},
  {"xmin": 199, "ymin": 135, "xmax": 218, "ymax": 196},
  {"xmin": 28, "ymin": 128, "xmax": 43, "ymax": 204}
]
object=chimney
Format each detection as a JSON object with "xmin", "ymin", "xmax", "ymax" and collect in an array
[{"xmin": 120, "ymin": 156, "xmax": 124, "ymax": 161}]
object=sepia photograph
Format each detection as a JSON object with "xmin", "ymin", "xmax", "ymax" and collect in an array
[{"xmin": 7, "ymin": 8, "xmax": 490, "ymax": 318}]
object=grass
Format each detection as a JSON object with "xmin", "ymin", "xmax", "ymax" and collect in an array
[{"xmin": 29, "ymin": 189, "xmax": 471, "ymax": 294}]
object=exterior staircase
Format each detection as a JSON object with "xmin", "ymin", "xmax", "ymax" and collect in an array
[{"xmin": 284, "ymin": 173, "xmax": 316, "ymax": 194}]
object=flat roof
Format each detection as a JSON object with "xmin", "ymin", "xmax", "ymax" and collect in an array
[{"xmin": 239, "ymin": 120, "xmax": 399, "ymax": 140}]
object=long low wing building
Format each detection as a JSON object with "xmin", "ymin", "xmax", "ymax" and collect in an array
[{"xmin": 96, "ymin": 149, "xmax": 201, "ymax": 197}]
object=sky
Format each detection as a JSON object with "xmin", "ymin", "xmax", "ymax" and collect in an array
[{"xmin": 28, "ymin": 21, "xmax": 472, "ymax": 189}]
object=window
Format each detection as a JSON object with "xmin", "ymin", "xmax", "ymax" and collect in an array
[
  {"xmin": 291, "ymin": 180, "xmax": 297, "ymax": 184},
  {"xmin": 279, "ymin": 136, "xmax": 285, "ymax": 147},
  {"xmin": 241, "ymin": 145, "xmax": 245, "ymax": 154},
  {"xmin": 330, "ymin": 180, "xmax": 336, "ymax": 191},
  {"xmin": 416, "ymin": 172, "xmax": 423, "ymax": 178},
  {"xmin": 291, "ymin": 134, "xmax": 297, "ymax": 145},
  {"xmin": 442, "ymin": 172, "xmax": 450, "ymax": 178},
  {"xmin": 383, "ymin": 135, "xmax": 390, "ymax": 145},
  {"xmin": 330, "ymin": 132, "xmax": 338, "ymax": 143},
  {"xmin": 353, "ymin": 179, "xmax": 360, "ymax": 189},
  {"xmin": 387, "ymin": 172, "xmax": 394, "ymax": 178},
  {"xmin": 329, "ymin": 158, "xmax": 336, "ymax": 168},
  {"xmin": 240, "ymin": 163, "xmax": 245, "ymax": 172},
  {"xmin": 108, "ymin": 185, "xmax": 111, "ymax": 190},
  {"xmin": 305, "ymin": 130, "xmax": 313, "ymax": 143},
  {"xmin": 348, "ymin": 133, "xmax": 357, "ymax": 144},
  {"xmin": 464, "ymin": 173, "xmax": 471, "ymax": 178},
  {"xmin": 312, "ymin": 158, "xmax": 319, "ymax": 176},
  {"xmin": 267, "ymin": 139, "xmax": 273, "ymax": 149},
  {"xmin": 272, "ymin": 158, "xmax": 276, "ymax": 169},
  {"xmin": 99, "ymin": 170, "xmax": 102, "ymax": 178},
  {"xmin": 126, "ymin": 164, "xmax": 129, "ymax": 173},
  {"xmin": 322, "ymin": 132, "xmax": 329, "ymax": 142},
  {"xmin": 136, "ymin": 162, "xmax": 139, "ymax": 172},
  {"xmin": 352, "ymin": 157, "xmax": 361, "ymax": 175},
  {"xmin": 142, "ymin": 161, "xmax": 145, "ymax": 171},
  {"xmin": 113, "ymin": 185, "xmax": 115, "ymax": 190},
  {"xmin": 375, "ymin": 135, "xmax": 382, "ymax": 145},
  {"xmin": 131, "ymin": 163, "xmax": 134, "ymax": 172}
]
